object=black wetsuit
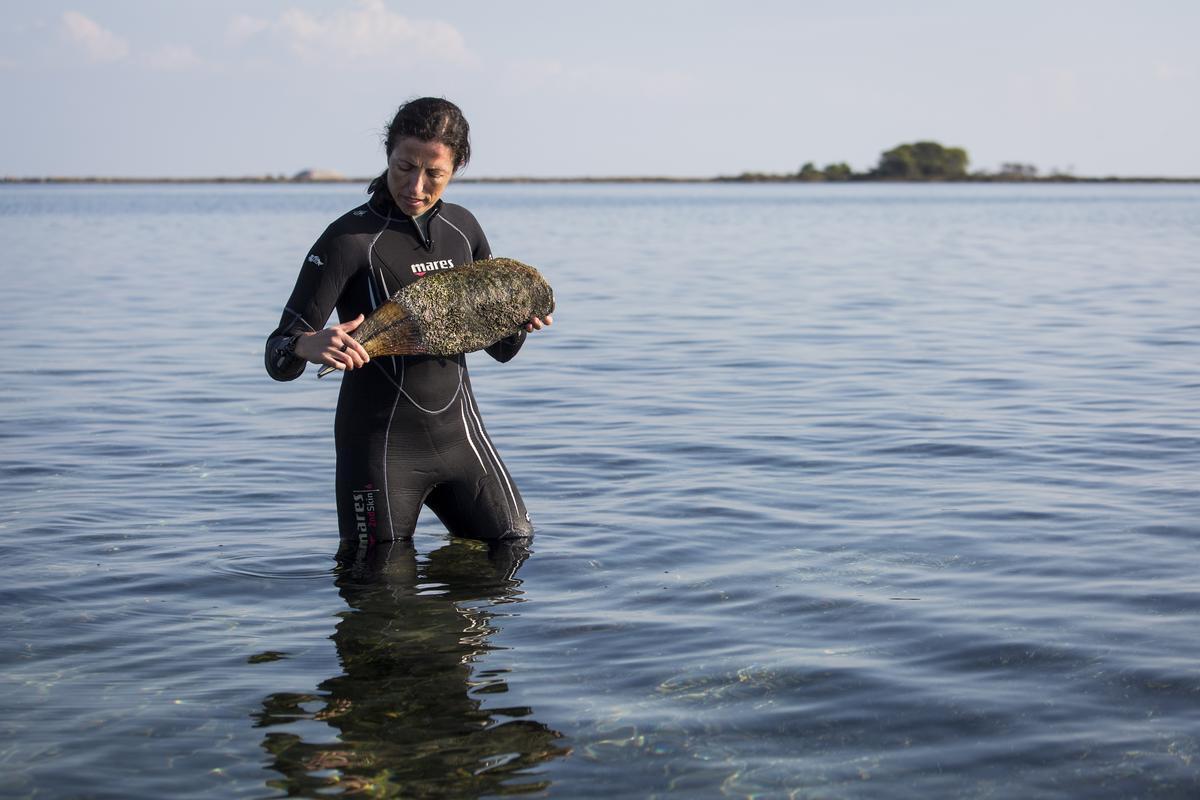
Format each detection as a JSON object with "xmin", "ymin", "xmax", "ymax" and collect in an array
[{"xmin": 265, "ymin": 191, "xmax": 533, "ymax": 545}]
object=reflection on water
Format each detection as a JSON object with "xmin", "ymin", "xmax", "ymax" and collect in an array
[{"xmin": 254, "ymin": 538, "xmax": 569, "ymax": 797}]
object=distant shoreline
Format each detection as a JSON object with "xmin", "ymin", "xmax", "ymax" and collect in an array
[{"xmin": 3, "ymin": 174, "xmax": 1199, "ymax": 185}]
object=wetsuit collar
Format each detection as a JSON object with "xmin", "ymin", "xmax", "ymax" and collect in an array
[
  {"xmin": 410, "ymin": 201, "xmax": 443, "ymax": 252},
  {"xmin": 368, "ymin": 190, "xmax": 443, "ymax": 252}
]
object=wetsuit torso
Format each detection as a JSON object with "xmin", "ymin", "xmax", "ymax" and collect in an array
[{"xmin": 266, "ymin": 191, "xmax": 533, "ymax": 546}]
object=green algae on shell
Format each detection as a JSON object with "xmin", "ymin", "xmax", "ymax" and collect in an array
[{"xmin": 317, "ymin": 258, "xmax": 554, "ymax": 377}]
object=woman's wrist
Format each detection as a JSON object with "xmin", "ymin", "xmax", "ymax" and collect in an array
[
  {"xmin": 290, "ymin": 332, "xmax": 310, "ymax": 362},
  {"xmin": 268, "ymin": 333, "xmax": 306, "ymax": 377}
]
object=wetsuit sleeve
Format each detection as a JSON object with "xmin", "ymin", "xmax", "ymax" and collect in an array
[
  {"xmin": 265, "ymin": 230, "xmax": 351, "ymax": 381},
  {"xmin": 469, "ymin": 221, "xmax": 530, "ymax": 363},
  {"xmin": 486, "ymin": 330, "xmax": 527, "ymax": 363}
]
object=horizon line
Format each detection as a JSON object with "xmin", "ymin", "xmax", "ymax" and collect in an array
[{"xmin": 4, "ymin": 174, "xmax": 1200, "ymax": 185}]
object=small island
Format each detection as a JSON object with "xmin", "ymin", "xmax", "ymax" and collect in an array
[{"xmin": 719, "ymin": 141, "xmax": 1198, "ymax": 184}]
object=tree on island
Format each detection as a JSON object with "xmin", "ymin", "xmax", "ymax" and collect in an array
[
  {"xmin": 795, "ymin": 161, "xmax": 856, "ymax": 182},
  {"xmin": 998, "ymin": 162, "xmax": 1039, "ymax": 180},
  {"xmin": 789, "ymin": 142, "xmax": 969, "ymax": 182},
  {"xmin": 822, "ymin": 162, "xmax": 853, "ymax": 181},
  {"xmin": 872, "ymin": 141, "xmax": 969, "ymax": 180},
  {"xmin": 798, "ymin": 162, "xmax": 822, "ymax": 181}
]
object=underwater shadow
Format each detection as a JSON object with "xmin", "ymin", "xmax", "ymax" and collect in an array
[{"xmin": 253, "ymin": 537, "xmax": 568, "ymax": 797}]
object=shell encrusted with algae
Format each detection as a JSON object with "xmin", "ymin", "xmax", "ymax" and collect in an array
[{"xmin": 353, "ymin": 257, "xmax": 555, "ymax": 358}]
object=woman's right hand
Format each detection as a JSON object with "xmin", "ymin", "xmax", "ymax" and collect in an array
[{"xmin": 294, "ymin": 314, "xmax": 371, "ymax": 372}]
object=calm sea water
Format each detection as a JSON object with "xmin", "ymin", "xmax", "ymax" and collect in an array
[{"xmin": 1, "ymin": 181, "xmax": 1198, "ymax": 798}]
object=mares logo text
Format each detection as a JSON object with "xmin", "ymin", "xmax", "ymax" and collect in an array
[
  {"xmin": 411, "ymin": 259, "xmax": 455, "ymax": 276},
  {"xmin": 352, "ymin": 484, "xmax": 378, "ymax": 548}
]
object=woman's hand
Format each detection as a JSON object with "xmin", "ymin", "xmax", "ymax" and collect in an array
[
  {"xmin": 295, "ymin": 314, "xmax": 371, "ymax": 372},
  {"xmin": 524, "ymin": 314, "xmax": 553, "ymax": 333}
]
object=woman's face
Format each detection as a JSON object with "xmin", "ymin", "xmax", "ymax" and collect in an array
[{"xmin": 386, "ymin": 137, "xmax": 456, "ymax": 217}]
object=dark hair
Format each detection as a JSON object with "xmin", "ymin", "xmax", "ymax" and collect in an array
[{"xmin": 367, "ymin": 97, "xmax": 471, "ymax": 195}]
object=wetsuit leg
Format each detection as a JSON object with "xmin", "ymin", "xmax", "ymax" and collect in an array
[
  {"xmin": 334, "ymin": 369, "xmax": 532, "ymax": 544},
  {"xmin": 424, "ymin": 476, "xmax": 531, "ymax": 541},
  {"xmin": 335, "ymin": 427, "xmax": 423, "ymax": 544},
  {"xmin": 422, "ymin": 392, "xmax": 533, "ymax": 540},
  {"xmin": 334, "ymin": 386, "xmax": 429, "ymax": 543}
]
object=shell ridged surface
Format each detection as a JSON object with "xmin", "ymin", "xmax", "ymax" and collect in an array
[{"xmin": 357, "ymin": 258, "xmax": 555, "ymax": 358}]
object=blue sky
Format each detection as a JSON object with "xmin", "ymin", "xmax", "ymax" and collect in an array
[{"xmin": 2, "ymin": 1, "xmax": 1197, "ymax": 178}]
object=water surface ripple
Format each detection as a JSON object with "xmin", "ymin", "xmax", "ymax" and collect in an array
[{"xmin": 1, "ymin": 183, "xmax": 1198, "ymax": 798}]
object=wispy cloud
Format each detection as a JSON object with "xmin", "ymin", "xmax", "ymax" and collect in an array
[
  {"xmin": 61, "ymin": 11, "xmax": 128, "ymax": 63},
  {"xmin": 227, "ymin": 0, "xmax": 470, "ymax": 66}
]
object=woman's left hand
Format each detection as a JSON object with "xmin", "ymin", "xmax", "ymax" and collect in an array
[{"xmin": 524, "ymin": 314, "xmax": 553, "ymax": 332}]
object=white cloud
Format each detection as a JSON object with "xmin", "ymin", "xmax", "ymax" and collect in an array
[
  {"xmin": 61, "ymin": 11, "xmax": 128, "ymax": 63},
  {"xmin": 229, "ymin": 0, "xmax": 470, "ymax": 66}
]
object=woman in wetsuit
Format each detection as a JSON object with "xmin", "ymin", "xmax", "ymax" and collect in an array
[{"xmin": 265, "ymin": 98, "xmax": 550, "ymax": 546}]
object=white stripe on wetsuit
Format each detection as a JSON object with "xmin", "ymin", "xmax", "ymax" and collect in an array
[
  {"xmin": 459, "ymin": 396, "xmax": 489, "ymax": 475},
  {"xmin": 436, "ymin": 215, "xmax": 474, "ymax": 253},
  {"xmin": 281, "ymin": 307, "xmax": 318, "ymax": 332},
  {"xmin": 462, "ymin": 390, "xmax": 521, "ymax": 521}
]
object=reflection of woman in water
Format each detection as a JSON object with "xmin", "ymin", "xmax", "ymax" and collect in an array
[
  {"xmin": 265, "ymin": 97, "xmax": 550, "ymax": 544},
  {"xmin": 256, "ymin": 540, "xmax": 568, "ymax": 795}
]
